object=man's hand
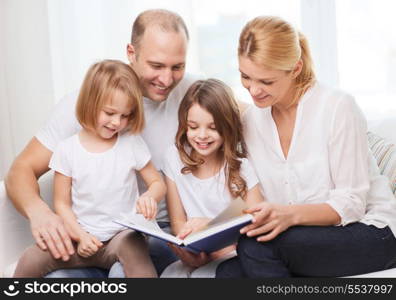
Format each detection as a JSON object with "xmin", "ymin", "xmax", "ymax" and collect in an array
[{"xmin": 30, "ymin": 208, "xmax": 76, "ymax": 261}]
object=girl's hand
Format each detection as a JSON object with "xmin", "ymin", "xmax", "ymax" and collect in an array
[
  {"xmin": 209, "ymin": 244, "xmax": 236, "ymax": 260},
  {"xmin": 168, "ymin": 217, "xmax": 211, "ymax": 268},
  {"xmin": 77, "ymin": 232, "xmax": 103, "ymax": 258},
  {"xmin": 136, "ymin": 195, "xmax": 158, "ymax": 220},
  {"xmin": 168, "ymin": 244, "xmax": 210, "ymax": 268},
  {"xmin": 240, "ymin": 202, "xmax": 296, "ymax": 242},
  {"xmin": 177, "ymin": 217, "xmax": 211, "ymax": 239}
]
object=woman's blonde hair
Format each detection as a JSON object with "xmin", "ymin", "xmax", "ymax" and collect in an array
[
  {"xmin": 76, "ymin": 60, "xmax": 144, "ymax": 134},
  {"xmin": 239, "ymin": 16, "xmax": 315, "ymax": 105},
  {"xmin": 175, "ymin": 79, "xmax": 248, "ymax": 199}
]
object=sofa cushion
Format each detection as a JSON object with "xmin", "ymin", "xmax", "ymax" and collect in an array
[{"xmin": 368, "ymin": 132, "xmax": 396, "ymax": 197}]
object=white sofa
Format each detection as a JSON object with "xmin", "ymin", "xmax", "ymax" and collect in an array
[
  {"xmin": 1, "ymin": 171, "xmax": 54, "ymax": 277},
  {"xmin": 1, "ymin": 118, "xmax": 396, "ymax": 278}
]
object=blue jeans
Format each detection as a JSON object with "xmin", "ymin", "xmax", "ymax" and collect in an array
[
  {"xmin": 45, "ymin": 222, "xmax": 177, "ymax": 278},
  {"xmin": 216, "ymin": 223, "xmax": 396, "ymax": 278}
]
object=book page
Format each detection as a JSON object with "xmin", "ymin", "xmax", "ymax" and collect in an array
[
  {"xmin": 126, "ymin": 213, "xmax": 163, "ymax": 232},
  {"xmin": 188, "ymin": 197, "xmax": 249, "ymax": 237},
  {"xmin": 115, "ymin": 213, "xmax": 182, "ymax": 245},
  {"xmin": 205, "ymin": 197, "xmax": 248, "ymax": 227}
]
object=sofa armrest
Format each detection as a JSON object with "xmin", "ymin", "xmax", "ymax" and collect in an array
[{"xmin": 0, "ymin": 171, "xmax": 54, "ymax": 276}]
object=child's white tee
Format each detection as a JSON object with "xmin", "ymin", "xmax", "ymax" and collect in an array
[
  {"xmin": 162, "ymin": 146, "xmax": 259, "ymax": 218},
  {"xmin": 49, "ymin": 133, "xmax": 150, "ymax": 241}
]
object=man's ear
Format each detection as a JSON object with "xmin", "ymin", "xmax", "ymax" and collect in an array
[
  {"xmin": 126, "ymin": 43, "xmax": 137, "ymax": 64},
  {"xmin": 292, "ymin": 59, "xmax": 303, "ymax": 79}
]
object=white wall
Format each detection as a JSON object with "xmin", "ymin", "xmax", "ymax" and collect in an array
[
  {"xmin": 0, "ymin": 1, "xmax": 14, "ymax": 180},
  {"xmin": 0, "ymin": 0, "xmax": 55, "ymax": 179},
  {"xmin": 0, "ymin": 0, "xmax": 199, "ymax": 179}
]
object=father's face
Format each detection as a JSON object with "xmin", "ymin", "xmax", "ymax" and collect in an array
[{"xmin": 127, "ymin": 26, "xmax": 187, "ymax": 102}]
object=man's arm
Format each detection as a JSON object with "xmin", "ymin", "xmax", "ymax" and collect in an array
[{"xmin": 5, "ymin": 137, "xmax": 75, "ymax": 260}]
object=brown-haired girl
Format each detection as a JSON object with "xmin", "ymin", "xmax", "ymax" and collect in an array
[
  {"xmin": 161, "ymin": 78, "xmax": 263, "ymax": 277},
  {"xmin": 14, "ymin": 60, "xmax": 166, "ymax": 277}
]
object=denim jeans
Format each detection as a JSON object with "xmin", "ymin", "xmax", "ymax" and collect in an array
[
  {"xmin": 216, "ymin": 223, "xmax": 396, "ymax": 278},
  {"xmin": 45, "ymin": 222, "xmax": 177, "ymax": 278}
]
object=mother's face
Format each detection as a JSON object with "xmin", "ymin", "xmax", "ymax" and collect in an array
[{"xmin": 238, "ymin": 56, "xmax": 300, "ymax": 109}]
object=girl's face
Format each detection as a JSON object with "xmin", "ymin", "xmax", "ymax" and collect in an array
[
  {"xmin": 238, "ymin": 56, "xmax": 299, "ymax": 109},
  {"xmin": 96, "ymin": 90, "xmax": 132, "ymax": 139},
  {"xmin": 186, "ymin": 103, "xmax": 224, "ymax": 160}
]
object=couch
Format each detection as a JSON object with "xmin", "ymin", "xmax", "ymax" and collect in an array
[{"xmin": 1, "ymin": 118, "xmax": 396, "ymax": 277}]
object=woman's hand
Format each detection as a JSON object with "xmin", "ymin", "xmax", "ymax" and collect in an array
[
  {"xmin": 136, "ymin": 195, "xmax": 158, "ymax": 220},
  {"xmin": 77, "ymin": 232, "xmax": 103, "ymax": 258},
  {"xmin": 240, "ymin": 202, "xmax": 296, "ymax": 242}
]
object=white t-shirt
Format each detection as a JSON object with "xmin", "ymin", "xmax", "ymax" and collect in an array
[
  {"xmin": 49, "ymin": 133, "xmax": 150, "ymax": 241},
  {"xmin": 36, "ymin": 73, "xmax": 200, "ymax": 222},
  {"xmin": 243, "ymin": 82, "xmax": 396, "ymax": 236},
  {"xmin": 162, "ymin": 145, "xmax": 259, "ymax": 218}
]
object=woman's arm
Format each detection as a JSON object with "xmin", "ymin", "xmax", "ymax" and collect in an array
[
  {"xmin": 326, "ymin": 96, "xmax": 370, "ymax": 225},
  {"xmin": 136, "ymin": 161, "xmax": 167, "ymax": 220}
]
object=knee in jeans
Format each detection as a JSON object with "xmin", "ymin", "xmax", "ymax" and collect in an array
[{"xmin": 237, "ymin": 235, "xmax": 274, "ymax": 258}]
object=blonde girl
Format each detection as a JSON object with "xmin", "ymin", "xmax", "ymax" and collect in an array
[{"xmin": 14, "ymin": 60, "xmax": 166, "ymax": 277}]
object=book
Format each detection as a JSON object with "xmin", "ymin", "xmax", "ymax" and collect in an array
[{"xmin": 114, "ymin": 197, "xmax": 252, "ymax": 253}]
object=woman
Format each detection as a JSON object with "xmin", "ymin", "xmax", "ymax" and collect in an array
[{"xmin": 216, "ymin": 16, "xmax": 396, "ymax": 277}]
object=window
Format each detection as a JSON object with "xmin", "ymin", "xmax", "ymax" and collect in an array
[
  {"xmin": 190, "ymin": 0, "xmax": 301, "ymax": 102},
  {"xmin": 336, "ymin": 0, "xmax": 396, "ymax": 121}
]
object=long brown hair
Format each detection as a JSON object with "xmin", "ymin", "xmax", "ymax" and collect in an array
[
  {"xmin": 175, "ymin": 79, "xmax": 248, "ymax": 198},
  {"xmin": 239, "ymin": 16, "xmax": 315, "ymax": 105}
]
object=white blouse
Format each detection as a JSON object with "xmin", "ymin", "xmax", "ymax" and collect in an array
[{"xmin": 243, "ymin": 82, "xmax": 396, "ymax": 235}]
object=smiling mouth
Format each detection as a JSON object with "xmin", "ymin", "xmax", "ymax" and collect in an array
[
  {"xmin": 254, "ymin": 95, "xmax": 270, "ymax": 102},
  {"xmin": 195, "ymin": 141, "xmax": 213, "ymax": 149},
  {"xmin": 104, "ymin": 126, "xmax": 116, "ymax": 132},
  {"xmin": 152, "ymin": 83, "xmax": 169, "ymax": 92}
]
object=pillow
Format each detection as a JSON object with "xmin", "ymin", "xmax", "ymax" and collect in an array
[{"xmin": 367, "ymin": 132, "xmax": 396, "ymax": 197}]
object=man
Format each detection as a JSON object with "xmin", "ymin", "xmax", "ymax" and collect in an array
[{"xmin": 5, "ymin": 9, "xmax": 199, "ymax": 277}]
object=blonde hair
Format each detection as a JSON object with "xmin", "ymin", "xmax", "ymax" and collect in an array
[
  {"xmin": 239, "ymin": 16, "xmax": 315, "ymax": 105},
  {"xmin": 175, "ymin": 79, "xmax": 248, "ymax": 199},
  {"xmin": 131, "ymin": 9, "xmax": 189, "ymax": 52},
  {"xmin": 76, "ymin": 60, "xmax": 144, "ymax": 134}
]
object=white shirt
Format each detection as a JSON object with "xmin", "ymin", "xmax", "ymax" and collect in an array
[
  {"xmin": 49, "ymin": 133, "xmax": 150, "ymax": 241},
  {"xmin": 162, "ymin": 145, "xmax": 259, "ymax": 218},
  {"xmin": 36, "ymin": 73, "xmax": 200, "ymax": 222},
  {"xmin": 243, "ymin": 82, "xmax": 396, "ymax": 236}
]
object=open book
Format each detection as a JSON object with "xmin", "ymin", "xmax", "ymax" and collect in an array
[{"xmin": 114, "ymin": 197, "xmax": 252, "ymax": 253}]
